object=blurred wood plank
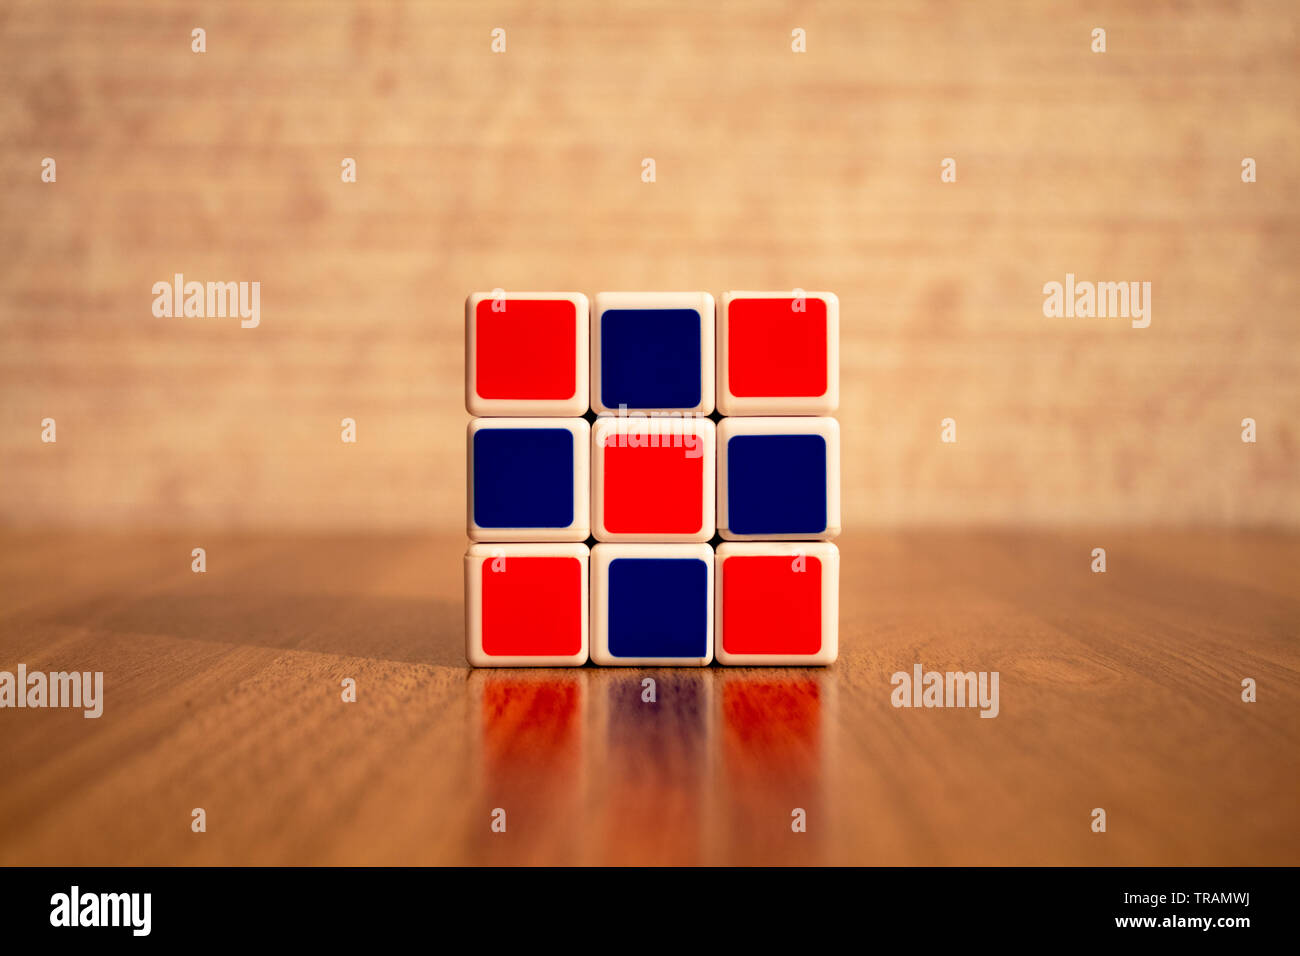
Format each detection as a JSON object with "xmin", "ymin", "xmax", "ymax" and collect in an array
[{"xmin": 1, "ymin": 0, "xmax": 1298, "ymax": 530}]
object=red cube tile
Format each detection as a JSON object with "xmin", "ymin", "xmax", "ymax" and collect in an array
[
  {"xmin": 592, "ymin": 417, "xmax": 715, "ymax": 542},
  {"xmin": 466, "ymin": 292, "xmax": 589, "ymax": 416},
  {"xmin": 465, "ymin": 543, "xmax": 589, "ymax": 666},
  {"xmin": 718, "ymin": 291, "xmax": 839, "ymax": 415},
  {"xmin": 715, "ymin": 542, "xmax": 838, "ymax": 665}
]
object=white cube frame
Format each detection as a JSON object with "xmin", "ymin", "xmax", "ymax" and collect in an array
[
  {"xmin": 716, "ymin": 416, "xmax": 841, "ymax": 541},
  {"xmin": 591, "ymin": 415, "xmax": 716, "ymax": 543},
  {"xmin": 467, "ymin": 417, "xmax": 590, "ymax": 542},
  {"xmin": 465, "ymin": 291, "xmax": 590, "ymax": 417},
  {"xmin": 590, "ymin": 543, "xmax": 715, "ymax": 667},
  {"xmin": 465, "ymin": 542, "xmax": 590, "ymax": 667},
  {"xmin": 591, "ymin": 291, "xmax": 715, "ymax": 415},
  {"xmin": 717, "ymin": 290, "xmax": 839, "ymax": 416},
  {"xmin": 714, "ymin": 541, "xmax": 839, "ymax": 666}
]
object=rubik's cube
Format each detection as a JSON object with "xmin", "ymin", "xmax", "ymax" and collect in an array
[{"xmin": 464, "ymin": 291, "xmax": 840, "ymax": 667}]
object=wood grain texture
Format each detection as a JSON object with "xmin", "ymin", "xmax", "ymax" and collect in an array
[
  {"xmin": 0, "ymin": 531, "xmax": 1295, "ymax": 866},
  {"xmin": 1, "ymin": 0, "xmax": 1298, "ymax": 530}
]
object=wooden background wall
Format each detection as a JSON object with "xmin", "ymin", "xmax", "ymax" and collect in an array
[{"xmin": 2, "ymin": 0, "xmax": 1297, "ymax": 530}]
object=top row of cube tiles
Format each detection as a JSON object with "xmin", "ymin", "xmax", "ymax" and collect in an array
[{"xmin": 466, "ymin": 291, "xmax": 839, "ymax": 417}]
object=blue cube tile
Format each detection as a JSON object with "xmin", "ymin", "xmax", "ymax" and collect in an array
[
  {"xmin": 472, "ymin": 427, "xmax": 574, "ymax": 530},
  {"xmin": 726, "ymin": 434, "xmax": 828, "ymax": 536},
  {"xmin": 600, "ymin": 308, "xmax": 703, "ymax": 410},
  {"xmin": 592, "ymin": 292, "xmax": 715, "ymax": 414},
  {"xmin": 592, "ymin": 544, "xmax": 715, "ymax": 666}
]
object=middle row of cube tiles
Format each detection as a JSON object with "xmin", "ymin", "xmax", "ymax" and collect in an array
[{"xmin": 467, "ymin": 416, "xmax": 841, "ymax": 542}]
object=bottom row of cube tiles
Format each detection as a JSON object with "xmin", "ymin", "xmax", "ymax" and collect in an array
[{"xmin": 465, "ymin": 541, "xmax": 838, "ymax": 667}]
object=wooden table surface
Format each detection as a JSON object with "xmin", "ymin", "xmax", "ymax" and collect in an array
[{"xmin": 1, "ymin": 529, "xmax": 1295, "ymax": 866}]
